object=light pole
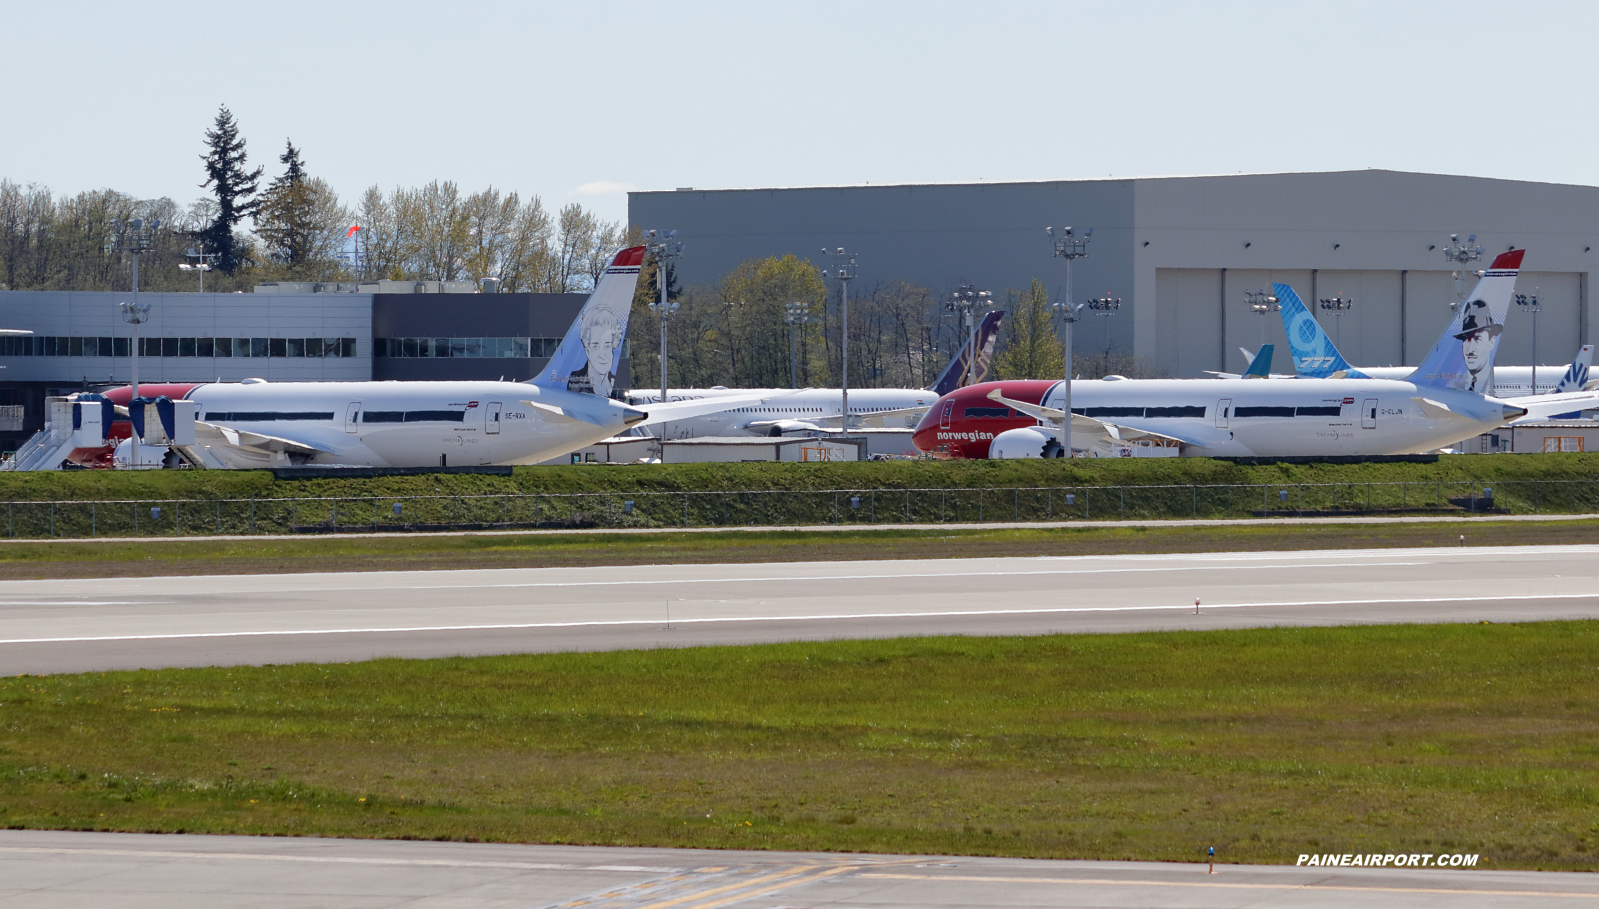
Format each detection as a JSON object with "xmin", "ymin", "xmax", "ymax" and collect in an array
[
  {"xmin": 1516, "ymin": 289, "xmax": 1541, "ymax": 393},
  {"xmin": 821, "ymin": 247, "xmax": 859, "ymax": 430},
  {"xmin": 644, "ymin": 229, "xmax": 683, "ymax": 406},
  {"xmin": 119, "ymin": 300, "xmax": 150, "ymax": 468},
  {"xmin": 946, "ymin": 284, "xmax": 993, "ymax": 388},
  {"xmin": 783, "ymin": 301, "xmax": 817, "ymax": 389},
  {"xmin": 1085, "ymin": 293, "xmax": 1120, "ymax": 366},
  {"xmin": 1318, "ymin": 293, "xmax": 1354, "ymax": 346},
  {"xmin": 1048, "ymin": 225, "xmax": 1090, "ymax": 457},
  {"xmin": 1244, "ymin": 289, "xmax": 1280, "ymax": 347},
  {"xmin": 1443, "ymin": 233, "xmax": 1484, "ymax": 311},
  {"xmin": 179, "ymin": 246, "xmax": 215, "ymax": 291}
]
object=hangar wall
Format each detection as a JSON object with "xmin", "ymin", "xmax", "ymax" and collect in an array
[{"xmin": 633, "ymin": 169, "xmax": 1599, "ymax": 379}]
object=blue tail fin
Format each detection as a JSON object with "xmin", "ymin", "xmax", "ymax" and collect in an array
[
  {"xmin": 929, "ymin": 309, "xmax": 1005, "ymax": 395},
  {"xmin": 1273, "ymin": 283, "xmax": 1366, "ymax": 378},
  {"xmin": 1242, "ymin": 344, "xmax": 1274, "ymax": 378},
  {"xmin": 1553, "ymin": 344, "xmax": 1593, "ymax": 394}
]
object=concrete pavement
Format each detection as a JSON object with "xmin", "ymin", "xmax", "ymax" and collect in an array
[{"xmin": 1, "ymin": 544, "xmax": 1596, "ymax": 673}]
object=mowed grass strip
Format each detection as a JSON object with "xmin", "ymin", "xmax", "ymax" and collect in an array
[
  {"xmin": 2, "ymin": 623, "xmax": 1597, "ymax": 868},
  {"xmin": 2, "ymin": 519, "xmax": 1598, "ymax": 579}
]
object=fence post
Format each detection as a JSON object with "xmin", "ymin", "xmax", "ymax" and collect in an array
[
  {"xmin": 6, "ymin": 502, "xmax": 9, "ymax": 538},
  {"xmin": 292, "ymin": 498, "xmax": 296, "ymax": 531},
  {"xmin": 216, "ymin": 500, "xmax": 221, "ymax": 534},
  {"xmin": 979, "ymin": 489, "xmax": 984, "ymax": 522},
  {"xmin": 504, "ymin": 495, "xmax": 509, "ymax": 526},
  {"xmin": 1297, "ymin": 485, "xmax": 1302, "ymax": 517},
  {"xmin": 685, "ymin": 492, "xmax": 690, "ymax": 526},
  {"xmin": 175, "ymin": 501, "xmax": 180, "ymax": 535},
  {"xmin": 905, "ymin": 489, "xmax": 910, "ymax": 524},
  {"xmin": 92, "ymin": 503, "xmax": 96, "ymax": 538},
  {"xmin": 1192, "ymin": 485, "xmax": 1197, "ymax": 518},
  {"xmin": 49, "ymin": 502, "xmax": 54, "ymax": 538},
  {"xmin": 941, "ymin": 489, "xmax": 946, "ymax": 523},
  {"xmin": 250, "ymin": 496, "xmax": 255, "ymax": 534},
  {"xmin": 1014, "ymin": 488, "xmax": 1019, "ymax": 521},
  {"xmin": 1120, "ymin": 488, "xmax": 1125, "ymax": 520},
  {"xmin": 1048, "ymin": 488, "xmax": 1052, "ymax": 518},
  {"xmin": 834, "ymin": 492, "xmax": 838, "ymax": 524}
]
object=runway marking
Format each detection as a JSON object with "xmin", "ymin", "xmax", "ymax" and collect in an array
[
  {"xmin": 856, "ymin": 871, "xmax": 1599, "ymax": 899},
  {"xmin": 629, "ymin": 865, "xmax": 822, "ymax": 909},
  {"xmin": 0, "ymin": 844, "xmax": 676, "ymax": 872},
  {"xmin": 0, "ymin": 591, "xmax": 1594, "ymax": 645},
  {"xmin": 670, "ymin": 865, "xmax": 856, "ymax": 909}
]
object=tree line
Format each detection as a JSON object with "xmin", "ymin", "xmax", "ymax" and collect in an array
[{"xmin": 0, "ymin": 107, "xmax": 625, "ymax": 294}]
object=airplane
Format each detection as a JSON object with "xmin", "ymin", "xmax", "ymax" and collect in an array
[
  {"xmin": 1227, "ymin": 282, "xmax": 1595, "ymax": 396},
  {"xmin": 628, "ymin": 309, "xmax": 1005, "ymax": 438},
  {"xmin": 15, "ymin": 247, "xmax": 789, "ymax": 470},
  {"xmin": 913, "ymin": 250, "xmax": 1599, "ymax": 459}
]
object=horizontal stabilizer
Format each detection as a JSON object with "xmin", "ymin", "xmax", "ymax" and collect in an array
[{"xmin": 636, "ymin": 391, "xmax": 799, "ymax": 428}]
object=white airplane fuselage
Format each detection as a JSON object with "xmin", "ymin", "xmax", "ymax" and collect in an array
[
  {"xmin": 628, "ymin": 387, "xmax": 937, "ymax": 438},
  {"xmin": 186, "ymin": 380, "xmax": 642, "ymax": 468},
  {"xmin": 917, "ymin": 377, "xmax": 1529, "ymax": 458}
]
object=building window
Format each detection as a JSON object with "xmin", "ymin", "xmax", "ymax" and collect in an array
[
  {"xmin": 178, "ymin": 338, "xmax": 196, "ymax": 357},
  {"xmin": 267, "ymin": 338, "xmax": 285, "ymax": 358},
  {"xmin": 340, "ymin": 337, "xmax": 356, "ymax": 358},
  {"xmin": 215, "ymin": 337, "xmax": 233, "ymax": 358},
  {"xmin": 197, "ymin": 337, "xmax": 214, "ymax": 357},
  {"xmin": 285, "ymin": 338, "xmax": 304, "ymax": 357},
  {"xmin": 304, "ymin": 338, "xmax": 323, "ymax": 358},
  {"xmin": 161, "ymin": 338, "xmax": 179, "ymax": 358},
  {"xmin": 68, "ymin": 337, "xmax": 83, "ymax": 357},
  {"xmin": 113, "ymin": 337, "xmax": 129, "ymax": 358}
]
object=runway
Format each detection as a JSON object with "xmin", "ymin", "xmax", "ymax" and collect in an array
[
  {"xmin": 3, "ymin": 544, "xmax": 1598, "ymax": 674},
  {"xmin": 0, "ymin": 831, "xmax": 1592, "ymax": 909}
]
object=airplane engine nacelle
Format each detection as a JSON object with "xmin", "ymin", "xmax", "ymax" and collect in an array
[{"xmin": 989, "ymin": 426, "xmax": 1066, "ymax": 459}]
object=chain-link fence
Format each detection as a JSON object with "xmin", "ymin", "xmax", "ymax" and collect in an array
[{"xmin": 2, "ymin": 480, "xmax": 1597, "ymax": 539}]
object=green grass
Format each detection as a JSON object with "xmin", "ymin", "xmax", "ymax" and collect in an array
[
  {"xmin": 0, "ymin": 518, "xmax": 1595, "ymax": 580},
  {"xmin": 2, "ymin": 452, "xmax": 1598, "ymax": 503},
  {"xmin": 3, "ymin": 623, "xmax": 1597, "ymax": 868}
]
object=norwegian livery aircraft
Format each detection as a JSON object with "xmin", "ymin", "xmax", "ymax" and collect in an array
[
  {"xmin": 914, "ymin": 251, "xmax": 1599, "ymax": 458},
  {"xmin": 45, "ymin": 248, "xmax": 784, "ymax": 470},
  {"xmin": 630, "ymin": 309, "xmax": 1005, "ymax": 438}
]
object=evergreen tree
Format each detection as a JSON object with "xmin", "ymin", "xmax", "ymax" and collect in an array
[
  {"xmin": 198, "ymin": 106, "xmax": 263, "ymax": 274},
  {"xmin": 256, "ymin": 139, "xmax": 312, "ymax": 268},
  {"xmin": 991, "ymin": 279, "xmax": 1062, "ymax": 380}
]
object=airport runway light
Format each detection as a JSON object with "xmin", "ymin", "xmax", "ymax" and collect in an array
[
  {"xmin": 1318, "ymin": 293, "xmax": 1354, "ymax": 346},
  {"xmin": 1516, "ymin": 290, "xmax": 1542, "ymax": 392},
  {"xmin": 821, "ymin": 248, "xmax": 861, "ymax": 430},
  {"xmin": 178, "ymin": 247, "xmax": 215, "ymax": 292},
  {"xmin": 1244, "ymin": 289, "xmax": 1280, "ymax": 346},
  {"xmin": 783, "ymin": 301, "xmax": 818, "ymax": 389},
  {"xmin": 644, "ymin": 229, "xmax": 683, "ymax": 408},
  {"xmin": 1048, "ymin": 226, "xmax": 1091, "ymax": 457},
  {"xmin": 945, "ymin": 284, "xmax": 993, "ymax": 387}
]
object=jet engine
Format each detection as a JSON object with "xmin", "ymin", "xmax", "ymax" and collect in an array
[{"xmin": 989, "ymin": 426, "xmax": 1066, "ymax": 459}]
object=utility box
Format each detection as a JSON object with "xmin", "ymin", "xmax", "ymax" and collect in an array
[{"xmin": 130, "ymin": 396, "xmax": 197, "ymax": 446}]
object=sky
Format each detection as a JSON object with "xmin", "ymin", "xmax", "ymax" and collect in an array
[{"xmin": 5, "ymin": 0, "xmax": 1595, "ymax": 226}]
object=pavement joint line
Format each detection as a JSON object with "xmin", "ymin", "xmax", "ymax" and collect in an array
[
  {"xmin": 1, "ymin": 512, "xmax": 1594, "ymax": 545},
  {"xmin": 629, "ymin": 865, "xmax": 823, "ymax": 909},
  {"xmin": 0, "ymin": 845, "xmax": 677, "ymax": 873},
  {"xmin": 673, "ymin": 865, "xmax": 860, "ymax": 909},
  {"xmin": 853, "ymin": 872, "xmax": 1599, "ymax": 898},
  {"xmin": 2, "ymin": 590, "xmax": 1596, "ymax": 645}
]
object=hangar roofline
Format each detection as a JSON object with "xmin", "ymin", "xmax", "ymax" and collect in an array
[{"xmin": 631, "ymin": 168, "xmax": 1599, "ymax": 197}]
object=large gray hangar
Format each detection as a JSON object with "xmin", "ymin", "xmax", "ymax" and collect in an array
[{"xmin": 629, "ymin": 170, "xmax": 1599, "ymax": 378}]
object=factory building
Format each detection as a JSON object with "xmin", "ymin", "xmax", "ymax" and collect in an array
[
  {"xmin": 0, "ymin": 287, "xmax": 627, "ymax": 450},
  {"xmin": 630, "ymin": 170, "xmax": 1599, "ymax": 379}
]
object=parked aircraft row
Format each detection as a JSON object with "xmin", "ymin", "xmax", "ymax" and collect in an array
[{"xmin": 913, "ymin": 251, "xmax": 1599, "ymax": 459}]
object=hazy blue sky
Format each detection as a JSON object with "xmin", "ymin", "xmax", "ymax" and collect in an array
[{"xmin": 5, "ymin": 0, "xmax": 1592, "ymax": 225}]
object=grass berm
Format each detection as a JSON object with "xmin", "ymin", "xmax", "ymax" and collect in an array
[
  {"xmin": 1, "ymin": 452, "xmax": 1598, "ymax": 503},
  {"xmin": 1, "ymin": 623, "xmax": 1595, "ymax": 869}
]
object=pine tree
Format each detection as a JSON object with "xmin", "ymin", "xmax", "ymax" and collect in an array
[
  {"xmin": 257, "ymin": 139, "xmax": 312, "ymax": 267},
  {"xmin": 198, "ymin": 106, "xmax": 263, "ymax": 274}
]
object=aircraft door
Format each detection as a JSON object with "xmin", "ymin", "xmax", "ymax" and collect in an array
[
  {"xmin": 486, "ymin": 401, "xmax": 502, "ymax": 434},
  {"xmin": 1362, "ymin": 398, "xmax": 1378, "ymax": 429},
  {"xmin": 1215, "ymin": 398, "xmax": 1232, "ymax": 429},
  {"xmin": 345, "ymin": 402, "xmax": 361, "ymax": 433},
  {"xmin": 939, "ymin": 401, "xmax": 953, "ymax": 429}
]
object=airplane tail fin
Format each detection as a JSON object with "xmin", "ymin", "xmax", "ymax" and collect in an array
[
  {"xmin": 1553, "ymin": 344, "xmax": 1593, "ymax": 394},
  {"xmin": 928, "ymin": 309, "xmax": 1005, "ymax": 395},
  {"xmin": 1406, "ymin": 250, "xmax": 1524, "ymax": 392},
  {"xmin": 1243, "ymin": 343, "xmax": 1274, "ymax": 378},
  {"xmin": 1273, "ymin": 283, "xmax": 1363, "ymax": 378},
  {"xmin": 532, "ymin": 246, "xmax": 645, "ymax": 397}
]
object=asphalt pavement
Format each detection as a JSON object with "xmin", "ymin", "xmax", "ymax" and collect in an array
[{"xmin": 1, "ymin": 544, "xmax": 1596, "ymax": 674}]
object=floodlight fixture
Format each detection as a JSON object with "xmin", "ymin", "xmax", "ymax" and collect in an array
[{"xmin": 821, "ymin": 247, "xmax": 861, "ymax": 428}]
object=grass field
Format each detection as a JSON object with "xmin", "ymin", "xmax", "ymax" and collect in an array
[
  {"xmin": 1, "ymin": 623, "xmax": 1594, "ymax": 869},
  {"xmin": 0, "ymin": 518, "xmax": 1595, "ymax": 579}
]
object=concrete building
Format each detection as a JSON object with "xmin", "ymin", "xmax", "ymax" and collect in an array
[
  {"xmin": 0, "ymin": 287, "xmax": 629, "ymax": 449},
  {"xmin": 630, "ymin": 170, "xmax": 1599, "ymax": 379}
]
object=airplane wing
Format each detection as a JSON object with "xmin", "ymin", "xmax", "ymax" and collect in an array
[
  {"xmin": 204, "ymin": 422, "xmax": 334, "ymax": 455},
  {"xmin": 633, "ymin": 392, "xmax": 799, "ymax": 427},
  {"xmin": 809, "ymin": 403, "xmax": 934, "ymax": 425},
  {"xmin": 984, "ymin": 389, "xmax": 1199, "ymax": 446},
  {"xmin": 519, "ymin": 399, "xmax": 617, "ymax": 427}
]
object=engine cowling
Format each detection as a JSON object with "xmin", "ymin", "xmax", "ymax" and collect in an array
[{"xmin": 989, "ymin": 426, "xmax": 1065, "ymax": 459}]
